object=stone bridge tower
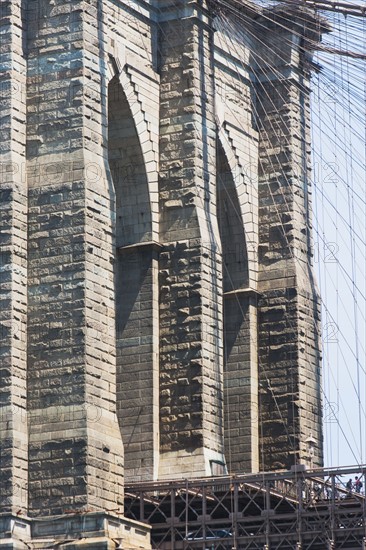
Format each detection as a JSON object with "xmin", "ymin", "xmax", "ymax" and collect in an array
[{"xmin": 0, "ymin": 0, "xmax": 324, "ymax": 547}]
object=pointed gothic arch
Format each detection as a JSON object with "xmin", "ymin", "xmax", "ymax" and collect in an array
[
  {"xmin": 216, "ymin": 138, "xmax": 259, "ymax": 473},
  {"xmin": 108, "ymin": 74, "xmax": 159, "ymax": 482}
]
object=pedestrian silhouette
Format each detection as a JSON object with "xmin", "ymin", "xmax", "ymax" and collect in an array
[
  {"xmin": 346, "ymin": 479, "xmax": 353, "ymax": 494},
  {"xmin": 355, "ymin": 476, "xmax": 363, "ymax": 494}
]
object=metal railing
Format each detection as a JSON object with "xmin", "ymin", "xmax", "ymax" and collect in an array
[{"xmin": 125, "ymin": 465, "xmax": 366, "ymax": 549}]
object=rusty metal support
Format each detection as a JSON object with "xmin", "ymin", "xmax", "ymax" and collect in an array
[
  {"xmin": 125, "ymin": 466, "xmax": 366, "ymax": 549},
  {"xmin": 296, "ymin": 475, "xmax": 303, "ymax": 548},
  {"xmin": 330, "ymin": 474, "xmax": 336, "ymax": 544},
  {"xmin": 170, "ymin": 487, "xmax": 175, "ymax": 550}
]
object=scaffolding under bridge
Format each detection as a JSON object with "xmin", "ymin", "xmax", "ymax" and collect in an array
[{"xmin": 125, "ymin": 466, "xmax": 366, "ymax": 549}]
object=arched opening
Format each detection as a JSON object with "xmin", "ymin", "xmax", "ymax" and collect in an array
[
  {"xmin": 217, "ymin": 142, "xmax": 249, "ymax": 293},
  {"xmin": 108, "ymin": 76, "xmax": 152, "ymax": 247},
  {"xmin": 108, "ymin": 75, "xmax": 158, "ymax": 481},
  {"xmin": 217, "ymin": 139, "xmax": 258, "ymax": 473}
]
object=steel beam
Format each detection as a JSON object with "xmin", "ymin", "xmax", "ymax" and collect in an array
[{"xmin": 125, "ymin": 466, "xmax": 366, "ymax": 549}]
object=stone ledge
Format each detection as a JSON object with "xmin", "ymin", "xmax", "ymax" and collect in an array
[
  {"xmin": 117, "ymin": 241, "xmax": 162, "ymax": 254},
  {"xmin": 224, "ymin": 288, "xmax": 260, "ymax": 299},
  {"xmin": 0, "ymin": 514, "xmax": 151, "ymax": 550}
]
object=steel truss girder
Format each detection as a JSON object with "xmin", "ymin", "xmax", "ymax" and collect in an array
[{"xmin": 125, "ymin": 466, "xmax": 366, "ymax": 549}]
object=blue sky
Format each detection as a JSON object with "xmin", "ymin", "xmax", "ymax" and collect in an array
[{"xmin": 311, "ymin": 8, "xmax": 366, "ymax": 467}]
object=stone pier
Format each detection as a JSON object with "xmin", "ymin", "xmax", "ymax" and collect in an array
[{"xmin": 0, "ymin": 0, "xmax": 326, "ymax": 546}]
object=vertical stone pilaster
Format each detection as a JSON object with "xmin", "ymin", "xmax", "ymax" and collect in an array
[
  {"xmin": 256, "ymin": 7, "xmax": 323, "ymax": 470},
  {"xmin": 0, "ymin": 0, "xmax": 28, "ymax": 516},
  {"xmin": 158, "ymin": 0, "xmax": 225, "ymax": 478},
  {"xmin": 26, "ymin": 0, "xmax": 124, "ymax": 516}
]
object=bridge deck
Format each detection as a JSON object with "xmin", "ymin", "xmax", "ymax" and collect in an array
[{"xmin": 125, "ymin": 466, "xmax": 366, "ymax": 549}]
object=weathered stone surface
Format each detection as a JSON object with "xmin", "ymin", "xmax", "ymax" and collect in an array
[
  {"xmin": 26, "ymin": 0, "xmax": 124, "ymax": 518},
  {"xmin": 0, "ymin": 0, "xmax": 28, "ymax": 516},
  {"xmin": 0, "ymin": 513, "xmax": 151, "ymax": 549},
  {"xmin": 256, "ymin": 8, "xmax": 323, "ymax": 470},
  {"xmin": 0, "ymin": 0, "xmax": 323, "ymax": 545},
  {"xmin": 158, "ymin": 2, "xmax": 226, "ymax": 478}
]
